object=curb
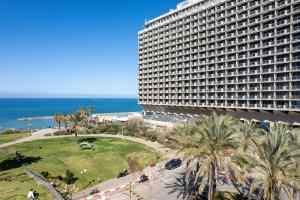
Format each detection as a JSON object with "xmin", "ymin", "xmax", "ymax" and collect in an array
[{"xmin": 82, "ymin": 168, "xmax": 163, "ymax": 200}]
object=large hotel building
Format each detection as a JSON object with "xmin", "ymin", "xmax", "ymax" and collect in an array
[{"xmin": 138, "ymin": 0, "xmax": 300, "ymax": 123}]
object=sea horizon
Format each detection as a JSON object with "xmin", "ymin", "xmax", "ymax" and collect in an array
[{"xmin": 0, "ymin": 98, "xmax": 141, "ymax": 131}]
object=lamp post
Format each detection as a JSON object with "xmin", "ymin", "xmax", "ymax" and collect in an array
[{"xmin": 11, "ymin": 128, "xmax": 16, "ymax": 144}]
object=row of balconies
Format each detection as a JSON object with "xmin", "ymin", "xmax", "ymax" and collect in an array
[
  {"xmin": 140, "ymin": 12, "xmax": 300, "ymax": 42},
  {"xmin": 140, "ymin": 38, "xmax": 300, "ymax": 55},
  {"xmin": 140, "ymin": 0, "xmax": 298, "ymax": 37},
  {"xmin": 138, "ymin": 100, "xmax": 300, "ymax": 110},
  {"xmin": 139, "ymin": 66, "xmax": 300, "ymax": 76},
  {"xmin": 138, "ymin": 36, "xmax": 300, "ymax": 53},
  {"xmin": 139, "ymin": 82, "xmax": 300, "ymax": 89},
  {"xmin": 140, "ymin": 10, "xmax": 300, "ymax": 39},
  {"xmin": 139, "ymin": 89, "xmax": 300, "ymax": 95},
  {"xmin": 139, "ymin": 77, "xmax": 300, "ymax": 85},
  {"xmin": 139, "ymin": 74, "xmax": 300, "ymax": 81},
  {"xmin": 139, "ymin": 56, "xmax": 300, "ymax": 65},
  {"xmin": 139, "ymin": 48, "xmax": 299, "ymax": 61},
  {"xmin": 139, "ymin": 65, "xmax": 300, "ymax": 74},
  {"xmin": 139, "ymin": 42, "xmax": 300, "ymax": 56},
  {"xmin": 139, "ymin": 24, "xmax": 300, "ymax": 46}
]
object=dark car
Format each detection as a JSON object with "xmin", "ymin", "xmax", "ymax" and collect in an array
[
  {"xmin": 165, "ymin": 158, "xmax": 182, "ymax": 170},
  {"xmin": 117, "ymin": 169, "xmax": 129, "ymax": 178}
]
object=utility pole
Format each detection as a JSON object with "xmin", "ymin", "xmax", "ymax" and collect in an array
[
  {"xmin": 129, "ymin": 181, "xmax": 132, "ymax": 200},
  {"xmin": 12, "ymin": 128, "xmax": 16, "ymax": 144}
]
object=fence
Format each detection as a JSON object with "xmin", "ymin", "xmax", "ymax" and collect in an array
[{"xmin": 24, "ymin": 167, "xmax": 67, "ymax": 200}]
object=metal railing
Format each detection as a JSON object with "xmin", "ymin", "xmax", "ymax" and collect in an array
[{"xmin": 24, "ymin": 167, "xmax": 67, "ymax": 200}]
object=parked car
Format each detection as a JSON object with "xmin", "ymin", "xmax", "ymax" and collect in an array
[
  {"xmin": 117, "ymin": 169, "xmax": 129, "ymax": 178},
  {"xmin": 165, "ymin": 158, "xmax": 182, "ymax": 170},
  {"xmin": 139, "ymin": 174, "xmax": 149, "ymax": 183}
]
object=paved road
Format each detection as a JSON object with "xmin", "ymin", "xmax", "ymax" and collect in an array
[{"xmin": 107, "ymin": 164, "xmax": 187, "ymax": 200}]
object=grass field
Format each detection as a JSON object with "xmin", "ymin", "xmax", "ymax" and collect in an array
[
  {"xmin": 0, "ymin": 137, "xmax": 159, "ymax": 199},
  {"xmin": 0, "ymin": 132, "xmax": 31, "ymax": 144}
]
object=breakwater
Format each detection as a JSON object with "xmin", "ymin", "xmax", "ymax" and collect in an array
[{"xmin": 17, "ymin": 116, "xmax": 54, "ymax": 121}]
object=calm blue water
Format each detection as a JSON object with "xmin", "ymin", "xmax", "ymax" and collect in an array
[{"xmin": 0, "ymin": 98, "xmax": 141, "ymax": 131}]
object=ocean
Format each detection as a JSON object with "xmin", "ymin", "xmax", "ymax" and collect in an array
[{"xmin": 0, "ymin": 98, "xmax": 141, "ymax": 131}]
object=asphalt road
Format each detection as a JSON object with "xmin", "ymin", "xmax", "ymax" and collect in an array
[{"xmin": 108, "ymin": 164, "xmax": 187, "ymax": 200}]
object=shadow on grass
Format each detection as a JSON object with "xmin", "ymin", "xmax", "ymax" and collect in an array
[
  {"xmin": 76, "ymin": 137, "xmax": 97, "ymax": 144},
  {"xmin": 0, "ymin": 156, "xmax": 42, "ymax": 171}
]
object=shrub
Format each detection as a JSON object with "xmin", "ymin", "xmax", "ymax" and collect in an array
[
  {"xmin": 57, "ymin": 175, "xmax": 63, "ymax": 181},
  {"xmin": 41, "ymin": 171, "xmax": 49, "ymax": 179},
  {"xmin": 144, "ymin": 130, "xmax": 157, "ymax": 141},
  {"xmin": 0, "ymin": 129, "xmax": 28, "ymax": 135},
  {"xmin": 64, "ymin": 170, "xmax": 76, "ymax": 184},
  {"xmin": 53, "ymin": 131, "xmax": 68, "ymax": 136},
  {"xmin": 94, "ymin": 124, "xmax": 120, "ymax": 134}
]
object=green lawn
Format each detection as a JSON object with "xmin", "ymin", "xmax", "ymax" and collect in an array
[
  {"xmin": 0, "ymin": 133, "xmax": 31, "ymax": 144},
  {"xmin": 0, "ymin": 137, "xmax": 158, "ymax": 199}
]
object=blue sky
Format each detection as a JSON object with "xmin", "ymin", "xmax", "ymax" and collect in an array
[{"xmin": 0, "ymin": 0, "xmax": 181, "ymax": 98}]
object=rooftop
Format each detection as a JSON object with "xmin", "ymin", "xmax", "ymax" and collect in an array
[{"xmin": 141, "ymin": 0, "xmax": 222, "ymax": 32}]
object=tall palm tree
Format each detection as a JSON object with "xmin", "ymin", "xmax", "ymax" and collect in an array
[
  {"xmin": 238, "ymin": 120, "xmax": 261, "ymax": 152},
  {"xmin": 88, "ymin": 106, "xmax": 94, "ymax": 117},
  {"xmin": 54, "ymin": 113, "xmax": 64, "ymax": 130},
  {"xmin": 79, "ymin": 107, "xmax": 90, "ymax": 127},
  {"xmin": 181, "ymin": 112, "xmax": 241, "ymax": 200},
  {"xmin": 237, "ymin": 123, "xmax": 300, "ymax": 200},
  {"xmin": 172, "ymin": 121, "xmax": 197, "ymax": 149},
  {"xmin": 61, "ymin": 115, "xmax": 70, "ymax": 131},
  {"xmin": 69, "ymin": 111, "xmax": 84, "ymax": 137}
]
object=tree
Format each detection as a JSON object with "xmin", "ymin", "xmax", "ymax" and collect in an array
[
  {"xmin": 181, "ymin": 112, "xmax": 241, "ymax": 200},
  {"xmin": 88, "ymin": 106, "xmax": 94, "ymax": 119},
  {"xmin": 171, "ymin": 121, "xmax": 197, "ymax": 149},
  {"xmin": 127, "ymin": 153, "xmax": 143, "ymax": 173},
  {"xmin": 123, "ymin": 117, "xmax": 147, "ymax": 136},
  {"xmin": 64, "ymin": 170, "xmax": 76, "ymax": 184},
  {"xmin": 237, "ymin": 123, "xmax": 300, "ymax": 200},
  {"xmin": 69, "ymin": 111, "xmax": 84, "ymax": 137},
  {"xmin": 54, "ymin": 113, "xmax": 64, "ymax": 131},
  {"xmin": 61, "ymin": 115, "xmax": 70, "ymax": 131},
  {"xmin": 238, "ymin": 120, "xmax": 261, "ymax": 152}
]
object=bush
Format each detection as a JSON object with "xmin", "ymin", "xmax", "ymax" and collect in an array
[
  {"xmin": 144, "ymin": 130, "xmax": 157, "ymax": 142},
  {"xmin": 41, "ymin": 171, "xmax": 49, "ymax": 179},
  {"xmin": 0, "ymin": 129, "xmax": 28, "ymax": 135},
  {"xmin": 53, "ymin": 131, "xmax": 69, "ymax": 136},
  {"xmin": 64, "ymin": 170, "xmax": 76, "ymax": 184},
  {"xmin": 57, "ymin": 175, "xmax": 63, "ymax": 181},
  {"xmin": 94, "ymin": 124, "xmax": 120, "ymax": 134}
]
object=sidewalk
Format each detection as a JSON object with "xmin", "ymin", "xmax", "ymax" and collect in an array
[
  {"xmin": 0, "ymin": 128, "xmax": 57, "ymax": 148},
  {"xmin": 72, "ymin": 162, "xmax": 166, "ymax": 200}
]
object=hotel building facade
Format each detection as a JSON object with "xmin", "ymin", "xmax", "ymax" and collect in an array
[{"xmin": 138, "ymin": 0, "xmax": 300, "ymax": 123}]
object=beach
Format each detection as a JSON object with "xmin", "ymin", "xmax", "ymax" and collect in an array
[{"xmin": 0, "ymin": 98, "xmax": 141, "ymax": 131}]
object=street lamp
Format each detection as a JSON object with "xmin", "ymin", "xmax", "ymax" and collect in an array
[{"xmin": 11, "ymin": 128, "xmax": 16, "ymax": 144}]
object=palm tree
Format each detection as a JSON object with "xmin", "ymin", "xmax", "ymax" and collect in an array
[
  {"xmin": 54, "ymin": 113, "xmax": 64, "ymax": 131},
  {"xmin": 171, "ymin": 121, "xmax": 197, "ymax": 149},
  {"xmin": 79, "ymin": 107, "xmax": 89, "ymax": 127},
  {"xmin": 237, "ymin": 123, "xmax": 300, "ymax": 200},
  {"xmin": 88, "ymin": 105, "xmax": 94, "ymax": 117},
  {"xmin": 238, "ymin": 120, "xmax": 261, "ymax": 152},
  {"xmin": 180, "ymin": 112, "xmax": 241, "ymax": 200},
  {"xmin": 69, "ymin": 111, "xmax": 84, "ymax": 137},
  {"xmin": 61, "ymin": 115, "xmax": 70, "ymax": 131}
]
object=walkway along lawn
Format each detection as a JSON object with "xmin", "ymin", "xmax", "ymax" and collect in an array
[
  {"xmin": 0, "ymin": 132, "xmax": 31, "ymax": 144},
  {"xmin": 0, "ymin": 137, "xmax": 159, "ymax": 199}
]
